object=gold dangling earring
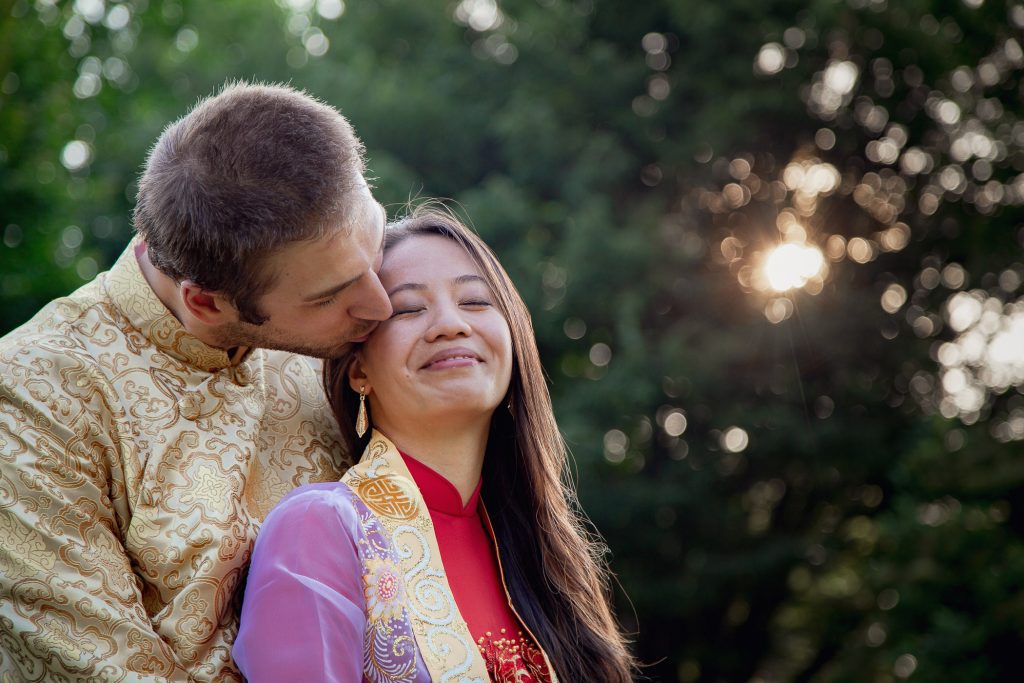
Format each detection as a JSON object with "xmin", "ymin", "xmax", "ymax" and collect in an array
[{"xmin": 355, "ymin": 386, "xmax": 369, "ymax": 438}]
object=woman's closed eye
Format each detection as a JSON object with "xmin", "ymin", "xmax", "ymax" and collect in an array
[
  {"xmin": 388, "ymin": 299, "xmax": 490, "ymax": 318},
  {"xmin": 388, "ymin": 305, "xmax": 424, "ymax": 318}
]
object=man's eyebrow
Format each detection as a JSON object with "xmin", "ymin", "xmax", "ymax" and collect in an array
[{"xmin": 304, "ymin": 205, "xmax": 387, "ymax": 303}]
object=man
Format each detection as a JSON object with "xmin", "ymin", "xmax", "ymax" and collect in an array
[{"xmin": 0, "ymin": 82, "xmax": 392, "ymax": 681}]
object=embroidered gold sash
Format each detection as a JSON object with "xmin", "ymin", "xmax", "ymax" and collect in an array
[{"xmin": 343, "ymin": 431, "xmax": 491, "ymax": 683}]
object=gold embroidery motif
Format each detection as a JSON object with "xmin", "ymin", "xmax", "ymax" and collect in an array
[
  {"xmin": 358, "ymin": 475, "xmax": 419, "ymax": 520},
  {"xmin": 345, "ymin": 432, "xmax": 490, "ymax": 683},
  {"xmin": 0, "ymin": 240, "xmax": 347, "ymax": 681},
  {"xmin": 183, "ymin": 463, "xmax": 234, "ymax": 515},
  {"xmin": 0, "ymin": 513, "xmax": 56, "ymax": 580}
]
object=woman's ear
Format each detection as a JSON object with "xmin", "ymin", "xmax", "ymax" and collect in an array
[{"xmin": 347, "ymin": 354, "xmax": 371, "ymax": 394}]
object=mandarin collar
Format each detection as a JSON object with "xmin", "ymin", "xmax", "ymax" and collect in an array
[
  {"xmin": 104, "ymin": 238, "xmax": 247, "ymax": 373},
  {"xmin": 400, "ymin": 452, "xmax": 482, "ymax": 517}
]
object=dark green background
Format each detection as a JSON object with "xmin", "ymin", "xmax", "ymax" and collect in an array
[{"xmin": 3, "ymin": 0, "xmax": 1023, "ymax": 680}]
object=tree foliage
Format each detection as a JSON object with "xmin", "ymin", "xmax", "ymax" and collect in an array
[{"xmin": 2, "ymin": 0, "xmax": 1022, "ymax": 681}]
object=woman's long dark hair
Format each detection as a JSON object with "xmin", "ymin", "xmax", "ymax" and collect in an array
[{"xmin": 325, "ymin": 205, "xmax": 635, "ymax": 682}]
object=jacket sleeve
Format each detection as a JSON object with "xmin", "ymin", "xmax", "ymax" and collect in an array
[
  {"xmin": 0, "ymin": 346, "xmax": 189, "ymax": 681},
  {"xmin": 234, "ymin": 487, "xmax": 367, "ymax": 683}
]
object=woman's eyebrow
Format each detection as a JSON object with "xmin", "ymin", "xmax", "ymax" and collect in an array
[
  {"xmin": 453, "ymin": 274, "xmax": 487, "ymax": 286},
  {"xmin": 386, "ymin": 274, "xmax": 485, "ymax": 297},
  {"xmin": 386, "ymin": 282, "xmax": 426, "ymax": 297}
]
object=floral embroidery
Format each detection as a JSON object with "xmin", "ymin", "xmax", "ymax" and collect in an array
[
  {"xmin": 364, "ymin": 557, "xmax": 407, "ymax": 623},
  {"xmin": 345, "ymin": 434, "xmax": 492, "ymax": 683},
  {"xmin": 182, "ymin": 463, "xmax": 232, "ymax": 515},
  {"xmin": 349, "ymin": 493, "xmax": 419, "ymax": 683}
]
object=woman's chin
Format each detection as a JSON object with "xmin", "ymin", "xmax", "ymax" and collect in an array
[
  {"xmin": 402, "ymin": 399, "xmax": 502, "ymax": 425},
  {"xmin": 417, "ymin": 375, "xmax": 506, "ymax": 399}
]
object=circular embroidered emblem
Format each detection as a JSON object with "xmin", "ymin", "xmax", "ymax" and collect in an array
[
  {"xmin": 357, "ymin": 475, "xmax": 418, "ymax": 520},
  {"xmin": 377, "ymin": 572, "xmax": 398, "ymax": 601}
]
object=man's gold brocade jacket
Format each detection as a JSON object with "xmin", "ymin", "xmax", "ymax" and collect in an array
[{"xmin": 0, "ymin": 242, "xmax": 348, "ymax": 681}]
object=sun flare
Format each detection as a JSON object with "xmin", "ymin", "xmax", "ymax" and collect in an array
[{"xmin": 763, "ymin": 243, "xmax": 826, "ymax": 292}]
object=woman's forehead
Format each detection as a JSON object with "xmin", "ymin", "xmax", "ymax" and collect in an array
[{"xmin": 380, "ymin": 234, "xmax": 480, "ymax": 284}]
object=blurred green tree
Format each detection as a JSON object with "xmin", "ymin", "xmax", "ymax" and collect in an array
[{"xmin": 2, "ymin": 0, "xmax": 1022, "ymax": 681}]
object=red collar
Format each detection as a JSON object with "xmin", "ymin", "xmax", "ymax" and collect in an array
[{"xmin": 400, "ymin": 452, "xmax": 482, "ymax": 517}]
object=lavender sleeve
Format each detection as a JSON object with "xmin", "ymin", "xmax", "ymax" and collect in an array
[{"xmin": 234, "ymin": 485, "xmax": 366, "ymax": 682}]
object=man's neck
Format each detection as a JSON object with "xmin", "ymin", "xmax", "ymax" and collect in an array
[
  {"xmin": 135, "ymin": 242, "xmax": 187, "ymax": 321},
  {"xmin": 134, "ymin": 242, "xmax": 243, "ymax": 355}
]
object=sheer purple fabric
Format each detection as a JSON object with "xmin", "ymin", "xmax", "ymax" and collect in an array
[{"xmin": 234, "ymin": 483, "xmax": 429, "ymax": 682}]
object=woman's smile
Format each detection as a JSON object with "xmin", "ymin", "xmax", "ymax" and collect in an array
[
  {"xmin": 421, "ymin": 346, "xmax": 484, "ymax": 370},
  {"xmin": 351, "ymin": 233, "xmax": 513, "ymax": 434}
]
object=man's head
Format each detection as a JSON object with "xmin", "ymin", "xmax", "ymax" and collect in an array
[{"xmin": 134, "ymin": 81, "xmax": 391, "ymax": 357}]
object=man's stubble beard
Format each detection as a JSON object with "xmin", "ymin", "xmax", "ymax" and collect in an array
[{"xmin": 211, "ymin": 320, "xmax": 357, "ymax": 360}]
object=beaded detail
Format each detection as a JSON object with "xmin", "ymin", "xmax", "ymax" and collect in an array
[{"xmin": 476, "ymin": 628, "xmax": 552, "ymax": 683}]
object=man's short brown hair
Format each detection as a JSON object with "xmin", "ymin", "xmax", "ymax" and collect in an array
[{"xmin": 133, "ymin": 81, "xmax": 366, "ymax": 323}]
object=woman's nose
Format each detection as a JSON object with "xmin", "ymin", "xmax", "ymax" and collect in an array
[{"xmin": 426, "ymin": 301, "xmax": 472, "ymax": 340}]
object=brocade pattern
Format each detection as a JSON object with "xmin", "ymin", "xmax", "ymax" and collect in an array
[
  {"xmin": 343, "ymin": 433, "xmax": 559, "ymax": 683},
  {"xmin": 350, "ymin": 493, "xmax": 419, "ymax": 683},
  {"xmin": 0, "ymin": 241, "xmax": 347, "ymax": 681}
]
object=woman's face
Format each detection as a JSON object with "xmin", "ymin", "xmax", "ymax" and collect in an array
[{"xmin": 352, "ymin": 234, "xmax": 513, "ymax": 435}]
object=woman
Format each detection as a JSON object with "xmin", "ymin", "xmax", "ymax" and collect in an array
[{"xmin": 234, "ymin": 207, "xmax": 634, "ymax": 682}]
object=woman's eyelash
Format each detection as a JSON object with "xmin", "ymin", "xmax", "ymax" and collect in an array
[
  {"xmin": 387, "ymin": 300, "xmax": 491, "ymax": 318},
  {"xmin": 315, "ymin": 296, "xmax": 337, "ymax": 307}
]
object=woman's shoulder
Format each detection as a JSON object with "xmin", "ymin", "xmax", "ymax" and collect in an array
[
  {"xmin": 277, "ymin": 480, "xmax": 356, "ymax": 505},
  {"xmin": 260, "ymin": 481, "xmax": 362, "ymax": 533}
]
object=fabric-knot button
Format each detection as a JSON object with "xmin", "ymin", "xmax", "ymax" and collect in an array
[{"xmin": 178, "ymin": 392, "xmax": 202, "ymax": 420}]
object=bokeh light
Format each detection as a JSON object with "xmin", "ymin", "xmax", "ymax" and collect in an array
[
  {"xmin": 880, "ymin": 284, "xmax": 907, "ymax": 314},
  {"xmin": 755, "ymin": 42, "xmax": 786, "ymax": 75},
  {"xmin": 663, "ymin": 410, "xmax": 688, "ymax": 437},
  {"xmin": 938, "ymin": 291, "xmax": 1024, "ymax": 422},
  {"xmin": 454, "ymin": 0, "xmax": 503, "ymax": 32},
  {"xmin": 316, "ymin": 0, "xmax": 344, "ymax": 20},
  {"xmin": 74, "ymin": 0, "xmax": 106, "ymax": 24},
  {"xmin": 589, "ymin": 342, "xmax": 612, "ymax": 367},
  {"xmin": 721, "ymin": 426, "xmax": 749, "ymax": 453},
  {"xmin": 60, "ymin": 141, "xmax": 91, "ymax": 171},
  {"xmin": 763, "ymin": 243, "xmax": 825, "ymax": 292},
  {"xmin": 603, "ymin": 429, "xmax": 628, "ymax": 464},
  {"xmin": 104, "ymin": 4, "xmax": 130, "ymax": 30},
  {"xmin": 810, "ymin": 60, "xmax": 859, "ymax": 118}
]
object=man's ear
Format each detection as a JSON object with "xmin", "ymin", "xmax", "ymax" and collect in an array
[
  {"xmin": 347, "ymin": 354, "xmax": 371, "ymax": 394},
  {"xmin": 179, "ymin": 281, "xmax": 239, "ymax": 326}
]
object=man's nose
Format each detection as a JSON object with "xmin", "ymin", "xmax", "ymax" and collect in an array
[{"xmin": 349, "ymin": 272, "xmax": 392, "ymax": 321}]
